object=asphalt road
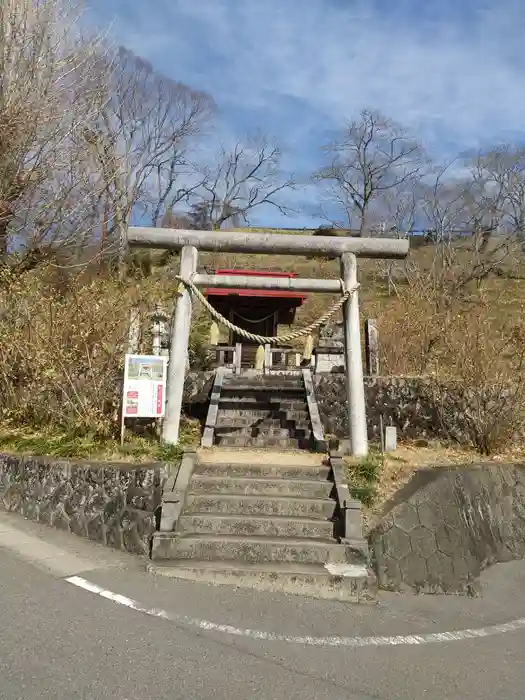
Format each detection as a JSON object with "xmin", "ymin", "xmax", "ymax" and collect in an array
[{"xmin": 1, "ymin": 512, "xmax": 525, "ymax": 700}]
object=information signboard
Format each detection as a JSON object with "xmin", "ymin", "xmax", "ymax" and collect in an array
[{"xmin": 122, "ymin": 354, "xmax": 168, "ymax": 419}]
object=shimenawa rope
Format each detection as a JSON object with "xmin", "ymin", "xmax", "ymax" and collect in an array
[{"xmin": 174, "ymin": 275, "xmax": 359, "ymax": 345}]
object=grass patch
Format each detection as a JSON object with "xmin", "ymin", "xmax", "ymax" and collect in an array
[
  {"xmin": 0, "ymin": 418, "xmax": 201, "ymax": 462},
  {"xmin": 344, "ymin": 450, "xmax": 384, "ymax": 506}
]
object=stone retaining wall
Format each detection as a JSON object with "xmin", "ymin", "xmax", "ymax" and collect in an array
[
  {"xmin": 184, "ymin": 371, "xmax": 214, "ymax": 405},
  {"xmin": 184, "ymin": 371, "xmax": 441, "ymax": 442},
  {"xmin": 0, "ymin": 453, "xmax": 167, "ymax": 555},
  {"xmin": 314, "ymin": 374, "xmax": 438, "ymax": 441},
  {"xmin": 369, "ymin": 463, "xmax": 525, "ymax": 594}
]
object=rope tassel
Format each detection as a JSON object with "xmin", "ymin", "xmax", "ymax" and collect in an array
[{"xmin": 173, "ymin": 275, "xmax": 359, "ymax": 345}]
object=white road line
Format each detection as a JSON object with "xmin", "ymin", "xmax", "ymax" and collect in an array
[{"xmin": 66, "ymin": 575, "xmax": 525, "ymax": 648}]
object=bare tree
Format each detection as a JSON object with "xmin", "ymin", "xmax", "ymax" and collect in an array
[
  {"xmin": 420, "ymin": 162, "xmax": 470, "ymax": 238},
  {"xmin": 315, "ymin": 109, "xmax": 424, "ymax": 236},
  {"xmin": 416, "ymin": 160, "xmax": 475, "ymax": 285},
  {"xmin": 160, "ymin": 208, "xmax": 191, "ymax": 229},
  {"xmin": 395, "ymin": 150, "xmax": 525, "ymax": 306},
  {"xmin": 469, "ymin": 145, "xmax": 525, "ymax": 250},
  {"xmin": 0, "ymin": 0, "xmax": 112, "ymax": 265},
  {"xmin": 373, "ymin": 179, "xmax": 419, "ymax": 294},
  {"xmin": 86, "ymin": 47, "xmax": 215, "ymax": 260},
  {"xmin": 197, "ymin": 134, "xmax": 295, "ymax": 229},
  {"xmin": 376, "ymin": 175, "xmax": 420, "ymax": 237}
]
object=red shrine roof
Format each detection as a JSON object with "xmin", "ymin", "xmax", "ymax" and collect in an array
[{"xmin": 204, "ymin": 269, "xmax": 306, "ymax": 302}]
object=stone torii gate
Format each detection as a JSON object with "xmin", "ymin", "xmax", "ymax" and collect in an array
[{"xmin": 128, "ymin": 227, "xmax": 409, "ymax": 457}]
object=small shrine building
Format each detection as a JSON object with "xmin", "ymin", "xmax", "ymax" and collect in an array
[{"xmin": 204, "ymin": 269, "xmax": 307, "ymax": 368}]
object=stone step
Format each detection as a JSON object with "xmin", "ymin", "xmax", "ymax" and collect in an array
[
  {"xmin": 224, "ymin": 375, "xmax": 304, "ymax": 383},
  {"xmin": 217, "ymin": 409, "xmax": 310, "ymax": 421},
  {"xmin": 223, "ymin": 377, "xmax": 304, "ymax": 387},
  {"xmin": 215, "ymin": 435, "xmax": 310, "ymax": 449},
  {"xmin": 185, "ymin": 493, "xmax": 337, "ymax": 519},
  {"xmin": 219, "ymin": 397, "xmax": 308, "ymax": 410},
  {"xmin": 178, "ymin": 513, "xmax": 335, "ymax": 539},
  {"xmin": 221, "ymin": 385, "xmax": 305, "ymax": 395},
  {"xmin": 215, "ymin": 417, "xmax": 311, "ymax": 429},
  {"xmin": 214, "ymin": 427, "xmax": 311, "ymax": 440},
  {"xmin": 151, "ymin": 533, "xmax": 349, "ymax": 565},
  {"xmin": 190, "ymin": 475, "xmax": 334, "ymax": 499},
  {"xmin": 193, "ymin": 461, "xmax": 332, "ymax": 481},
  {"xmin": 148, "ymin": 560, "xmax": 377, "ymax": 603}
]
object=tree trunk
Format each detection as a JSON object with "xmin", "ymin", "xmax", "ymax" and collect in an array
[{"xmin": 0, "ymin": 201, "xmax": 13, "ymax": 260}]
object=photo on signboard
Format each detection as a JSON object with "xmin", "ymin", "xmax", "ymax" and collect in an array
[{"xmin": 126, "ymin": 356, "xmax": 165, "ymax": 381}]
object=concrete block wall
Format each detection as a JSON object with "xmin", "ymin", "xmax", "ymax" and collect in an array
[{"xmin": 369, "ymin": 463, "xmax": 525, "ymax": 594}]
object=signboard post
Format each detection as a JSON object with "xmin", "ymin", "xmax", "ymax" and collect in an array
[{"xmin": 121, "ymin": 354, "xmax": 168, "ymax": 445}]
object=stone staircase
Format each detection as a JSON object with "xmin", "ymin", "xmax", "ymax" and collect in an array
[
  {"xmin": 151, "ymin": 452, "xmax": 376, "ymax": 602},
  {"xmin": 213, "ymin": 373, "xmax": 313, "ymax": 449}
]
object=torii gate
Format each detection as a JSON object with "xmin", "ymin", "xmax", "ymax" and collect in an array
[{"xmin": 128, "ymin": 228, "xmax": 409, "ymax": 457}]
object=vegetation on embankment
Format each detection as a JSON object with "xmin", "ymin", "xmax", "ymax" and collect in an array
[
  {"xmin": 0, "ymin": 262, "xmax": 203, "ymax": 459},
  {"xmin": 0, "ymin": 428, "xmax": 186, "ymax": 462},
  {"xmin": 3, "ymin": 231, "xmax": 525, "ymax": 458}
]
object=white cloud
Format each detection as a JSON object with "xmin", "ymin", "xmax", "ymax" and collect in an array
[
  {"xmin": 88, "ymin": 0, "xmax": 525, "ymax": 224},
  {"xmin": 97, "ymin": 0, "xmax": 525, "ymax": 154}
]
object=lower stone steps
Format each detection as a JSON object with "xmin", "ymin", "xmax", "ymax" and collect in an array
[
  {"xmin": 152, "ymin": 533, "xmax": 351, "ymax": 565},
  {"xmin": 178, "ymin": 513, "xmax": 335, "ymax": 539},
  {"xmin": 184, "ymin": 493, "xmax": 337, "ymax": 519},
  {"xmin": 190, "ymin": 475, "xmax": 334, "ymax": 499},
  {"xmin": 151, "ymin": 449, "xmax": 374, "ymax": 601},
  {"xmin": 149, "ymin": 561, "xmax": 376, "ymax": 603},
  {"xmin": 192, "ymin": 461, "xmax": 332, "ymax": 481}
]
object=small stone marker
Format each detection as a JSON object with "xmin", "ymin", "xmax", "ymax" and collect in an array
[
  {"xmin": 315, "ymin": 322, "xmax": 345, "ymax": 373},
  {"xmin": 384, "ymin": 426, "xmax": 397, "ymax": 452}
]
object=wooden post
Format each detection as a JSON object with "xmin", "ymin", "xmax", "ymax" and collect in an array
[
  {"xmin": 364, "ymin": 318, "xmax": 380, "ymax": 376},
  {"xmin": 235, "ymin": 343, "xmax": 242, "ymax": 373},
  {"xmin": 255, "ymin": 345, "xmax": 265, "ymax": 370},
  {"xmin": 209, "ymin": 321, "xmax": 220, "ymax": 346},
  {"xmin": 303, "ymin": 334, "xmax": 314, "ymax": 363},
  {"xmin": 162, "ymin": 245, "xmax": 198, "ymax": 444},
  {"xmin": 340, "ymin": 253, "xmax": 368, "ymax": 457},
  {"xmin": 264, "ymin": 344, "xmax": 272, "ymax": 371}
]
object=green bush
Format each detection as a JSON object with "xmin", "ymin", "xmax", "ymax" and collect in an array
[{"xmin": 345, "ymin": 451, "xmax": 383, "ymax": 506}]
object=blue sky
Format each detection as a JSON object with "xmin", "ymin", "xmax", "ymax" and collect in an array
[{"xmin": 87, "ymin": 0, "xmax": 525, "ymax": 227}]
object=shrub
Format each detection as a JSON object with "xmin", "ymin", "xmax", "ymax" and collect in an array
[
  {"xmin": 0, "ymin": 264, "xmax": 173, "ymax": 439},
  {"xmin": 428, "ymin": 310, "xmax": 525, "ymax": 455},
  {"xmin": 345, "ymin": 451, "xmax": 383, "ymax": 506},
  {"xmin": 377, "ymin": 283, "xmax": 525, "ymax": 455}
]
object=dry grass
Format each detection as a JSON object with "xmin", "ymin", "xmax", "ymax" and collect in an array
[
  {"xmin": 3, "ymin": 228, "xmax": 525, "ymax": 457},
  {"xmin": 354, "ymin": 440, "xmax": 525, "ymax": 532},
  {"xmin": 0, "ymin": 262, "xmax": 179, "ymax": 440},
  {"xmin": 0, "ymin": 418, "xmax": 201, "ymax": 461},
  {"xmin": 194, "ymin": 231, "xmax": 525, "ymax": 337}
]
